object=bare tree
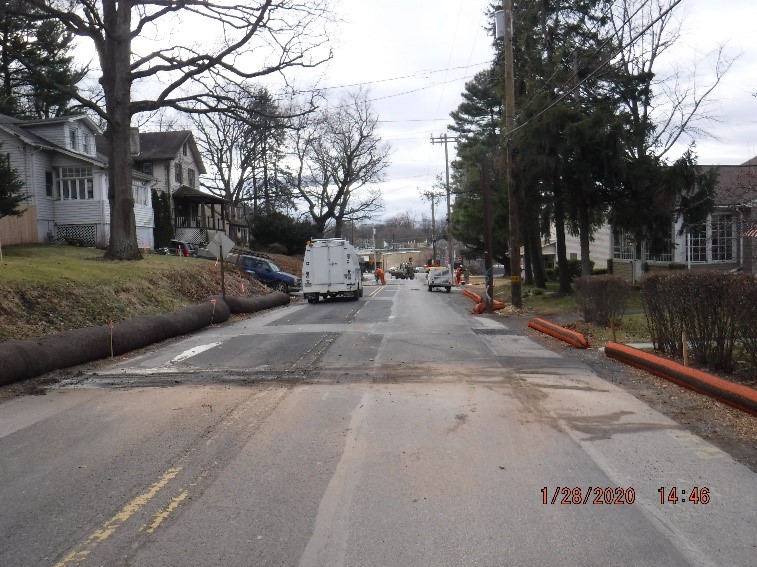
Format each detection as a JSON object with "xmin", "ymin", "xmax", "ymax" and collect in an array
[
  {"xmin": 610, "ymin": 0, "xmax": 736, "ymax": 159},
  {"xmin": 291, "ymin": 89, "xmax": 389, "ymax": 237},
  {"xmin": 192, "ymin": 84, "xmax": 292, "ymax": 215},
  {"xmin": 11, "ymin": 0, "xmax": 333, "ymax": 260}
]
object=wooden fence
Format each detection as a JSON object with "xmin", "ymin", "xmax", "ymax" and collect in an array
[{"xmin": 0, "ymin": 206, "xmax": 38, "ymax": 246}]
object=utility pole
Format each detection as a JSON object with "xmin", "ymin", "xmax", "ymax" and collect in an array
[
  {"xmin": 482, "ymin": 160, "xmax": 494, "ymax": 313},
  {"xmin": 419, "ymin": 188, "xmax": 443, "ymax": 264},
  {"xmin": 430, "ymin": 133, "xmax": 459, "ymax": 270},
  {"xmin": 496, "ymin": 0, "xmax": 521, "ymax": 308}
]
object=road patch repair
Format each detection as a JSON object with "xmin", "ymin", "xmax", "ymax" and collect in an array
[
  {"xmin": 604, "ymin": 342, "xmax": 757, "ymax": 417},
  {"xmin": 0, "ymin": 292, "xmax": 290, "ymax": 386}
]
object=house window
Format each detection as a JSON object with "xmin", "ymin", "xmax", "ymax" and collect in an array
[
  {"xmin": 182, "ymin": 142, "xmax": 188, "ymax": 156},
  {"xmin": 188, "ymin": 168, "xmax": 195, "ymax": 187},
  {"xmin": 69, "ymin": 128, "xmax": 78, "ymax": 151},
  {"xmin": 59, "ymin": 167, "xmax": 94, "ymax": 200},
  {"xmin": 82, "ymin": 133, "xmax": 90, "ymax": 154},
  {"xmin": 45, "ymin": 171, "xmax": 54, "ymax": 198},
  {"xmin": 711, "ymin": 214, "xmax": 734, "ymax": 261},
  {"xmin": 174, "ymin": 162, "xmax": 183, "ymax": 183},
  {"xmin": 687, "ymin": 224, "xmax": 707, "ymax": 263},
  {"xmin": 133, "ymin": 182, "xmax": 149, "ymax": 206},
  {"xmin": 612, "ymin": 228, "xmax": 636, "ymax": 260},
  {"xmin": 142, "ymin": 162, "xmax": 153, "ymax": 175}
]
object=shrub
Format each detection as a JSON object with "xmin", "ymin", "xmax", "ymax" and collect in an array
[
  {"xmin": 641, "ymin": 271, "xmax": 757, "ymax": 373},
  {"xmin": 729, "ymin": 274, "xmax": 757, "ymax": 370},
  {"xmin": 574, "ymin": 275, "xmax": 630, "ymax": 326}
]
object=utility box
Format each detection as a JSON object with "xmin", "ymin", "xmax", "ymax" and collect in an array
[{"xmin": 302, "ymin": 238, "xmax": 363, "ymax": 303}]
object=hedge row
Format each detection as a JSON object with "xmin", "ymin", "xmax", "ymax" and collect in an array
[{"xmin": 641, "ymin": 272, "xmax": 757, "ymax": 372}]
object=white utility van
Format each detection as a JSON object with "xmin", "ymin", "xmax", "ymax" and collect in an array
[
  {"xmin": 427, "ymin": 266, "xmax": 452, "ymax": 292},
  {"xmin": 302, "ymin": 238, "xmax": 363, "ymax": 303}
]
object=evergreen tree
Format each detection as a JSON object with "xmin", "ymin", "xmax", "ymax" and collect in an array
[
  {"xmin": 0, "ymin": 148, "xmax": 25, "ymax": 258},
  {"xmin": 0, "ymin": 4, "xmax": 84, "ymax": 118},
  {"xmin": 448, "ymin": 69, "xmax": 510, "ymax": 265},
  {"xmin": 152, "ymin": 189, "xmax": 174, "ymax": 249},
  {"xmin": 0, "ymin": 150, "xmax": 25, "ymax": 219}
]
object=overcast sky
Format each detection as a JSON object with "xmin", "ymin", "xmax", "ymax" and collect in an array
[
  {"xmin": 307, "ymin": 0, "xmax": 757, "ymax": 222},
  {"xmin": 72, "ymin": 1, "xmax": 754, "ymax": 224}
]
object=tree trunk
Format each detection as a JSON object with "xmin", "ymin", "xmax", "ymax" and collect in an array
[
  {"xmin": 526, "ymin": 206, "xmax": 547, "ymax": 288},
  {"xmin": 523, "ymin": 228, "xmax": 533, "ymax": 286},
  {"xmin": 553, "ymin": 174, "xmax": 571, "ymax": 295},
  {"xmin": 578, "ymin": 196, "xmax": 592, "ymax": 276},
  {"xmin": 102, "ymin": 2, "xmax": 141, "ymax": 261}
]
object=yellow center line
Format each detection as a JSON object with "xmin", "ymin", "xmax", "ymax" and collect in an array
[
  {"xmin": 54, "ymin": 467, "xmax": 183, "ymax": 567},
  {"xmin": 141, "ymin": 489, "xmax": 189, "ymax": 534}
]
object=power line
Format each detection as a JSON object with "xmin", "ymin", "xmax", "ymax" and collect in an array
[{"xmin": 316, "ymin": 62, "xmax": 490, "ymax": 92}]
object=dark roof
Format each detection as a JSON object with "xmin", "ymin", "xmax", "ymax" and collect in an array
[
  {"xmin": 701, "ymin": 162, "xmax": 757, "ymax": 207},
  {"xmin": 172, "ymin": 185, "xmax": 226, "ymax": 205},
  {"xmin": 135, "ymin": 131, "xmax": 206, "ymax": 173},
  {"xmin": 95, "ymin": 129, "xmax": 206, "ymax": 174},
  {"xmin": 137, "ymin": 131, "xmax": 192, "ymax": 160}
]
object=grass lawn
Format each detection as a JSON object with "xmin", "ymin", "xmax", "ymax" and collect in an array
[
  {"xmin": 466, "ymin": 276, "xmax": 651, "ymax": 346},
  {"xmin": 0, "ymin": 244, "xmax": 266, "ymax": 342},
  {"xmin": 0, "ymin": 244, "xmax": 204, "ymax": 285}
]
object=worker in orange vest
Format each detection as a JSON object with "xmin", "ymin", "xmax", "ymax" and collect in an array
[{"xmin": 375, "ymin": 267, "xmax": 386, "ymax": 285}]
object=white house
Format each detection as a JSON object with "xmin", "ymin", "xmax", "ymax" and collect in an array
[
  {"xmin": 540, "ymin": 157, "xmax": 757, "ymax": 279},
  {"xmin": 0, "ymin": 113, "xmax": 153, "ymax": 248}
]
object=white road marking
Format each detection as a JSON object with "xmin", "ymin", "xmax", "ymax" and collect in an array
[{"xmin": 170, "ymin": 343, "xmax": 221, "ymax": 364}]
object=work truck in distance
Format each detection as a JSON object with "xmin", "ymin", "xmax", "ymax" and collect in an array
[{"xmin": 302, "ymin": 238, "xmax": 363, "ymax": 303}]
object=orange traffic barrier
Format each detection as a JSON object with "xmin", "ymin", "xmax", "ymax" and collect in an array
[
  {"xmin": 463, "ymin": 288, "xmax": 506, "ymax": 313},
  {"xmin": 604, "ymin": 342, "xmax": 757, "ymax": 416},
  {"xmin": 528, "ymin": 317, "xmax": 590, "ymax": 349},
  {"xmin": 463, "ymin": 288, "xmax": 482, "ymax": 303}
]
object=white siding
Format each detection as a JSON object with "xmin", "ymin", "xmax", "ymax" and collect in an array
[
  {"xmin": 53, "ymin": 200, "xmax": 105, "ymax": 224},
  {"xmin": 136, "ymin": 227, "xmax": 154, "ymax": 249},
  {"xmin": 543, "ymin": 222, "xmax": 612, "ymax": 267},
  {"xmin": 134, "ymin": 204, "xmax": 154, "ymax": 227},
  {"xmin": 23, "ymin": 123, "xmax": 66, "ymax": 148}
]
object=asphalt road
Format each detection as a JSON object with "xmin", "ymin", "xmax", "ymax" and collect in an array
[{"xmin": 0, "ymin": 278, "xmax": 754, "ymax": 566}]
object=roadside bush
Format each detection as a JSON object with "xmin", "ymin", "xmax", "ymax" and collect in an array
[
  {"xmin": 641, "ymin": 271, "xmax": 757, "ymax": 373},
  {"xmin": 640, "ymin": 273, "xmax": 683, "ymax": 354},
  {"xmin": 730, "ymin": 274, "xmax": 757, "ymax": 369},
  {"xmin": 574, "ymin": 275, "xmax": 630, "ymax": 326}
]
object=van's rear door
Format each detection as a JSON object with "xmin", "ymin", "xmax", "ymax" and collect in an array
[{"xmin": 310, "ymin": 241, "xmax": 331, "ymax": 285}]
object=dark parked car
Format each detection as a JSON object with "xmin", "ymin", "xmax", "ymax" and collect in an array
[
  {"xmin": 157, "ymin": 240, "xmax": 197, "ymax": 257},
  {"xmin": 229, "ymin": 253, "xmax": 301, "ymax": 293}
]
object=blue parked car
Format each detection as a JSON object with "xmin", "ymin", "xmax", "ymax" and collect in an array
[{"xmin": 230, "ymin": 253, "xmax": 301, "ymax": 294}]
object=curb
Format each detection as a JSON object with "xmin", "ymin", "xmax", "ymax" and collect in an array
[
  {"xmin": 528, "ymin": 317, "xmax": 590, "ymax": 349},
  {"xmin": 604, "ymin": 342, "xmax": 757, "ymax": 417}
]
